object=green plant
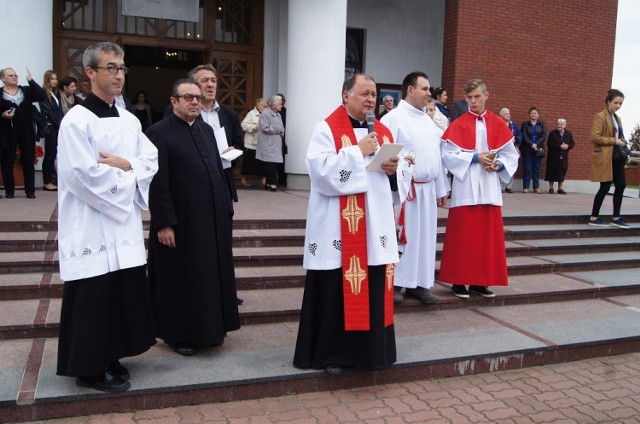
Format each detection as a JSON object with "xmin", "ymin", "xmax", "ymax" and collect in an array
[{"xmin": 629, "ymin": 123, "xmax": 640, "ymax": 151}]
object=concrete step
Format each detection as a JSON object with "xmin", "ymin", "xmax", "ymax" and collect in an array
[
  {"xmin": 3, "ymin": 293, "xmax": 640, "ymax": 422},
  {"xmin": 2, "ymin": 268, "xmax": 639, "ymax": 341}
]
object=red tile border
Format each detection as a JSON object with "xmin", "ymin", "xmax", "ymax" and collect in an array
[{"xmin": 16, "ymin": 338, "xmax": 46, "ymax": 406}]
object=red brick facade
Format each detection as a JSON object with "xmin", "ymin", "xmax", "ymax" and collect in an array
[{"xmin": 442, "ymin": 0, "xmax": 618, "ymax": 181}]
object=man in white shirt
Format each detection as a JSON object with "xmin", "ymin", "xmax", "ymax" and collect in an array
[{"xmin": 381, "ymin": 72, "xmax": 449, "ymax": 304}]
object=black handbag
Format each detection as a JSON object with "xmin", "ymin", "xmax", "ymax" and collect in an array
[
  {"xmin": 536, "ymin": 146, "xmax": 544, "ymax": 158},
  {"xmin": 613, "ymin": 143, "xmax": 630, "ymax": 162},
  {"xmin": 30, "ymin": 104, "xmax": 50, "ymax": 138}
]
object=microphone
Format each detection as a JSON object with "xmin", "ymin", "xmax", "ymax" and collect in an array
[
  {"xmin": 366, "ymin": 112, "xmax": 375, "ymax": 133},
  {"xmin": 366, "ymin": 112, "xmax": 376, "ymax": 156}
]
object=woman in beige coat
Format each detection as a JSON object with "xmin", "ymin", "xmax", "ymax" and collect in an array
[{"xmin": 589, "ymin": 89, "xmax": 630, "ymax": 228}]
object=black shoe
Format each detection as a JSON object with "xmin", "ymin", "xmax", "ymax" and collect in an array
[
  {"xmin": 504, "ymin": 188, "xmax": 513, "ymax": 193},
  {"xmin": 237, "ymin": 297, "xmax": 244, "ymax": 305},
  {"xmin": 76, "ymin": 371, "xmax": 130, "ymax": 392},
  {"xmin": 405, "ymin": 287, "xmax": 439, "ymax": 304},
  {"xmin": 393, "ymin": 287, "xmax": 404, "ymax": 304},
  {"xmin": 108, "ymin": 360, "xmax": 130, "ymax": 382},
  {"xmin": 26, "ymin": 193, "xmax": 36, "ymax": 199},
  {"xmin": 469, "ymin": 285, "xmax": 496, "ymax": 298},
  {"xmin": 324, "ymin": 365, "xmax": 342, "ymax": 376},
  {"xmin": 170, "ymin": 343, "xmax": 196, "ymax": 356},
  {"xmin": 5, "ymin": 193, "xmax": 14, "ymax": 199},
  {"xmin": 452, "ymin": 285, "xmax": 470, "ymax": 299}
]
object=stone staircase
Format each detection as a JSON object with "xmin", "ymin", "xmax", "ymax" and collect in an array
[{"xmin": 1, "ymin": 193, "xmax": 640, "ymax": 422}]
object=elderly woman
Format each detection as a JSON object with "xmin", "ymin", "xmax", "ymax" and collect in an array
[
  {"xmin": 545, "ymin": 118, "xmax": 575, "ymax": 194},
  {"xmin": 589, "ymin": 89, "xmax": 630, "ymax": 228},
  {"xmin": 256, "ymin": 94, "xmax": 285, "ymax": 192},
  {"xmin": 0, "ymin": 67, "xmax": 47, "ymax": 199},
  {"xmin": 240, "ymin": 97, "xmax": 268, "ymax": 187},
  {"xmin": 520, "ymin": 106, "xmax": 547, "ymax": 193}
]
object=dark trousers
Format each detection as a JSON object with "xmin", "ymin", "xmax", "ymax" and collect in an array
[
  {"xmin": 42, "ymin": 128, "xmax": 58, "ymax": 185},
  {"xmin": 1, "ymin": 126, "xmax": 35, "ymax": 195},
  {"xmin": 263, "ymin": 161, "xmax": 278, "ymax": 186},
  {"xmin": 591, "ymin": 159, "xmax": 626, "ymax": 218}
]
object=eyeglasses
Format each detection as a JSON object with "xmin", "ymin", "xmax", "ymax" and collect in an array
[
  {"xmin": 93, "ymin": 66, "xmax": 130, "ymax": 75},
  {"xmin": 175, "ymin": 94, "xmax": 205, "ymax": 102}
]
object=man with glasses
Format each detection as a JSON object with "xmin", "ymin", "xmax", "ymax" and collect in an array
[
  {"xmin": 56, "ymin": 42, "xmax": 158, "ymax": 392},
  {"xmin": 145, "ymin": 79, "xmax": 240, "ymax": 357}
]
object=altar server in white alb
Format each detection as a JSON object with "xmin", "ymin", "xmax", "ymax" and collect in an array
[
  {"xmin": 294, "ymin": 74, "xmax": 411, "ymax": 375},
  {"xmin": 381, "ymin": 71, "xmax": 449, "ymax": 305},
  {"xmin": 56, "ymin": 42, "xmax": 158, "ymax": 393},
  {"xmin": 439, "ymin": 78, "xmax": 518, "ymax": 299}
]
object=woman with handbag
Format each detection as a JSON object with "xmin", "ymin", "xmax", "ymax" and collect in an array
[
  {"xmin": 520, "ymin": 106, "xmax": 546, "ymax": 193},
  {"xmin": 589, "ymin": 89, "xmax": 630, "ymax": 229},
  {"xmin": 0, "ymin": 67, "xmax": 47, "ymax": 199}
]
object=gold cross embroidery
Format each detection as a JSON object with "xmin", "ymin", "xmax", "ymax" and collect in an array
[
  {"xmin": 341, "ymin": 195, "xmax": 364, "ymax": 234},
  {"xmin": 341, "ymin": 134, "xmax": 352, "ymax": 148},
  {"xmin": 345, "ymin": 254, "xmax": 367, "ymax": 294},
  {"xmin": 385, "ymin": 264, "xmax": 395, "ymax": 291},
  {"xmin": 382, "ymin": 135, "xmax": 390, "ymax": 144}
]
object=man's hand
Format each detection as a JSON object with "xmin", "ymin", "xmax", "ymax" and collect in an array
[
  {"xmin": 560, "ymin": 142, "xmax": 568, "ymax": 151},
  {"xmin": 437, "ymin": 195, "xmax": 448, "ymax": 208},
  {"xmin": 485, "ymin": 161, "xmax": 501, "ymax": 173},
  {"xmin": 98, "ymin": 152, "xmax": 132, "ymax": 171},
  {"xmin": 478, "ymin": 151, "xmax": 495, "ymax": 166},
  {"xmin": 358, "ymin": 132, "xmax": 378, "ymax": 157},
  {"xmin": 381, "ymin": 155, "xmax": 399, "ymax": 176},
  {"xmin": 223, "ymin": 146, "xmax": 235, "ymax": 154},
  {"xmin": 158, "ymin": 227, "xmax": 176, "ymax": 248}
]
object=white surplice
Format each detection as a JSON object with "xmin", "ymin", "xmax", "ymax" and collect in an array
[
  {"xmin": 381, "ymin": 100, "xmax": 449, "ymax": 289},
  {"xmin": 57, "ymin": 106, "xmax": 158, "ymax": 281},
  {"xmin": 303, "ymin": 120, "xmax": 411, "ymax": 270}
]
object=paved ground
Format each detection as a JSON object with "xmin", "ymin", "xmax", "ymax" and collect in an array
[{"xmin": 31, "ymin": 352, "xmax": 640, "ymax": 424}]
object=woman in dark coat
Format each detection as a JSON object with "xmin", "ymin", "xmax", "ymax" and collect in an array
[
  {"xmin": 545, "ymin": 118, "xmax": 575, "ymax": 194},
  {"xmin": 520, "ymin": 106, "xmax": 547, "ymax": 193},
  {"xmin": 0, "ymin": 67, "xmax": 47, "ymax": 199},
  {"xmin": 39, "ymin": 70, "xmax": 64, "ymax": 191}
]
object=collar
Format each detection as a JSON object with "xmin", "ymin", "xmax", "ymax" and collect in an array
[
  {"xmin": 347, "ymin": 113, "xmax": 367, "ymax": 128},
  {"xmin": 201, "ymin": 101, "xmax": 220, "ymax": 113},
  {"xmin": 398, "ymin": 99, "xmax": 426, "ymax": 116},
  {"xmin": 467, "ymin": 109, "xmax": 487, "ymax": 121},
  {"xmin": 81, "ymin": 92, "xmax": 119, "ymax": 118}
]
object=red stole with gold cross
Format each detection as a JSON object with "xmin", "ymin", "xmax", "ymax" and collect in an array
[{"xmin": 325, "ymin": 106, "xmax": 395, "ymax": 331}]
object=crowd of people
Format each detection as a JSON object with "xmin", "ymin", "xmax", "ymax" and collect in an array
[{"xmin": 0, "ymin": 40, "xmax": 632, "ymax": 392}]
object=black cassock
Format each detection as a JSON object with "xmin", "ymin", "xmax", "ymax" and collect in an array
[{"xmin": 146, "ymin": 114, "xmax": 240, "ymax": 346}]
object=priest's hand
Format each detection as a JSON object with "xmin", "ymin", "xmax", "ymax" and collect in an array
[
  {"xmin": 381, "ymin": 155, "xmax": 399, "ymax": 176},
  {"xmin": 478, "ymin": 151, "xmax": 496, "ymax": 166},
  {"xmin": 158, "ymin": 227, "xmax": 176, "ymax": 248},
  {"xmin": 358, "ymin": 132, "xmax": 378, "ymax": 157},
  {"xmin": 437, "ymin": 195, "xmax": 448, "ymax": 208},
  {"xmin": 98, "ymin": 152, "xmax": 133, "ymax": 171}
]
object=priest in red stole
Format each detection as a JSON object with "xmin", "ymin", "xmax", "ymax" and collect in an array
[
  {"xmin": 293, "ymin": 74, "xmax": 410, "ymax": 375},
  {"xmin": 439, "ymin": 79, "xmax": 519, "ymax": 299}
]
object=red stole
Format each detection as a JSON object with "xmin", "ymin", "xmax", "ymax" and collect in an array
[
  {"xmin": 442, "ymin": 110, "xmax": 514, "ymax": 151},
  {"xmin": 325, "ymin": 106, "xmax": 395, "ymax": 331}
]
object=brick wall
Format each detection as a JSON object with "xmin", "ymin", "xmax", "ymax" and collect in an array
[{"xmin": 442, "ymin": 0, "xmax": 618, "ymax": 181}]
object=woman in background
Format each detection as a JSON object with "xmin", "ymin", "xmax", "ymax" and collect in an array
[
  {"xmin": 58, "ymin": 76, "xmax": 82, "ymax": 115},
  {"xmin": 0, "ymin": 67, "xmax": 47, "ymax": 199},
  {"xmin": 589, "ymin": 89, "xmax": 630, "ymax": 228},
  {"xmin": 240, "ymin": 97, "xmax": 267, "ymax": 187},
  {"xmin": 132, "ymin": 91, "xmax": 152, "ymax": 132},
  {"xmin": 521, "ymin": 106, "xmax": 547, "ymax": 193},
  {"xmin": 545, "ymin": 118, "xmax": 575, "ymax": 195},
  {"xmin": 39, "ymin": 70, "xmax": 64, "ymax": 191},
  {"xmin": 256, "ymin": 95, "xmax": 285, "ymax": 192}
]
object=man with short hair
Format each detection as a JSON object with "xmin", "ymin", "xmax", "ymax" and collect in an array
[
  {"xmin": 188, "ymin": 64, "xmax": 243, "ymax": 203},
  {"xmin": 56, "ymin": 41, "xmax": 158, "ymax": 392},
  {"xmin": 77, "ymin": 79, "xmax": 91, "ymax": 100},
  {"xmin": 146, "ymin": 79, "xmax": 240, "ymax": 356},
  {"xmin": 294, "ymin": 74, "xmax": 409, "ymax": 374},
  {"xmin": 381, "ymin": 71, "xmax": 449, "ymax": 305},
  {"xmin": 378, "ymin": 95, "xmax": 395, "ymax": 118},
  {"xmin": 499, "ymin": 107, "xmax": 522, "ymax": 193},
  {"xmin": 439, "ymin": 79, "xmax": 519, "ymax": 299}
]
